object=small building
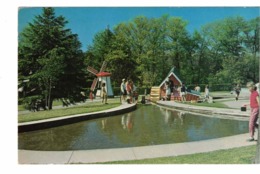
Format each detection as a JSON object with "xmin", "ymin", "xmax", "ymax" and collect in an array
[
  {"xmin": 159, "ymin": 67, "xmax": 200, "ymax": 102},
  {"xmin": 95, "ymin": 71, "xmax": 114, "ymax": 97}
]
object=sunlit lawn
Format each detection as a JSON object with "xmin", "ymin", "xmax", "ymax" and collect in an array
[
  {"xmin": 18, "ymin": 99, "xmax": 121, "ymax": 123},
  {"xmin": 18, "ymin": 100, "xmax": 63, "ymax": 111},
  {"xmin": 101, "ymin": 145, "xmax": 256, "ymax": 164}
]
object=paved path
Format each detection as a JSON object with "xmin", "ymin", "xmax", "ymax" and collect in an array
[
  {"xmin": 222, "ymin": 99, "xmax": 248, "ymax": 109},
  {"xmin": 157, "ymin": 100, "xmax": 250, "ymax": 119},
  {"xmin": 18, "ymin": 133, "xmax": 256, "ymax": 164}
]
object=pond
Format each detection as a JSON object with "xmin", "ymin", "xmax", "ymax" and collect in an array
[{"xmin": 18, "ymin": 104, "xmax": 248, "ymax": 151}]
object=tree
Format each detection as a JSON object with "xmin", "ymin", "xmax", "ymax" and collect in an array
[
  {"xmin": 105, "ymin": 23, "xmax": 138, "ymax": 85},
  {"xmin": 200, "ymin": 16, "xmax": 259, "ymax": 85},
  {"xmin": 244, "ymin": 17, "xmax": 260, "ymax": 83},
  {"xmin": 166, "ymin": 17, "xmax": 189, "ymax": 70},
  {"xmin": 18, "ymin": 7, "xmax": 85, "ymax": 109},
  {"xmin": 89, "ymin": 27, "xmax": 114, "ymax": 66}
]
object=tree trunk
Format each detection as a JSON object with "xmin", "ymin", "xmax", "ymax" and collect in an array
[{"xmin": 47, "ymin": 78, "xmax": 53, "ymax": 110}]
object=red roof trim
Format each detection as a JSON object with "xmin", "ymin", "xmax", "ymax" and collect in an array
[{"xmin": 96, "ymin": 72, "xmax": 111, "ymax": 77}]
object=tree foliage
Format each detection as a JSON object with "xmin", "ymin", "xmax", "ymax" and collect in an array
[
  {"xmin": 19, "ymin": 9, "xmax": 259, "ymax": 103},
  {"xmin": 18, "ymin": 7, "xmax": 85, "ymax": 109},
  {"xmin": 86, "ymin": 15, "xmax": 259, "ymax": 89}
]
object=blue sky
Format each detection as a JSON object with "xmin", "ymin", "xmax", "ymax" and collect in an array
[{"xmin": 18, "ymin": 7, "xmax": 259, "ymax": 51}]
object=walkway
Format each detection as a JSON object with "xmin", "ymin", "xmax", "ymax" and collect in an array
[
  {"xmin": 18, "ymin": 133, "xmax": 256, "ymax": 164},
  {"xmin": 157, "ymin": 100, "xmax": 250, "ymax": 119},
  {"xmin": 18, "ymin": 97, "xmax": 258, "ymax": 164}
]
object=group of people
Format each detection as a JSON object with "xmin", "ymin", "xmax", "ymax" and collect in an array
[
  {"xmin": 163, "ymin": 77, "xmax": 210, "ymax": 103},
  {"xmin": 120, "ymin": 78, "xmax": 137, "ymax": 104},
  {"xmin": 193, "ymin": 81, "xmax": 259, "ymax": 142},
  {"xmin": 94, "ymin": 78, "xmax": 137, "ymax": 105},
  {"xmin": 163, "ymin": 78, "xmax": 189, "ymax": 102}
]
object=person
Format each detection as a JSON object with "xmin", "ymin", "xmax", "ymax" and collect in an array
[
  {"xmin": 132, "ymin": 83, "xmax": 138, "ymax": 103},
  {"xmin": 194, "ymin": 84, "xmax": 201, "ymax": 93},
  {"xmin": 126, "ymin": 79, "xmax": 132, "ymax": 104},
  {"xmin": 165, "ymin": 81, "xmax": 171, "ymax": 101},
  {"xmin": 120, "ymin": 79, "xmax": 126, "ymax": 103},
  {"xmin": 101, "ymin": 82, "xmax": 108, "ymax": 104},
  {"xmin": 80, "ymin": 91, "xmax": 86, "ymax": 102},
  {"xmin": 180, "ymin": 83, "xmax": 186, "ymax": 102},
  {"xmin": 176, "ymin": 85, "xmax": 182, "ymax": 101},
  {"xmin": 234, "ymin": 84, "xmax": 241, "ymax": 101},
  {"xmin": 244, "ymin": 82, "xmax": 259, "ymax": 142},
  {"xmin": 204, "ymin": 85, "xmax": 209, "ymax": 102},
  {"xmin": 168, "ymin": 77, "xmax": 174, "ymax": 93}
]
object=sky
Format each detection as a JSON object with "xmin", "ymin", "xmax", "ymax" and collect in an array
[{"xmin": 18, "ymin": 7, "xmax": 260, "ymax": 52}]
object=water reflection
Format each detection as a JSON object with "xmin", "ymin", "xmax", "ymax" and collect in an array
[
  {"xmin": 160, "ymin": 107, "xmax": 185, "ymax": 127},
  {"xmin": 121, "ymin": 113, "xmax": 133, "ymax": 132},
  {"xmin": 18, "ymin": 105, "xmax": 248, "ymax": 151}
]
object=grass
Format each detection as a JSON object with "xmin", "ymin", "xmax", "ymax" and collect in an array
[
  {"xmin": 18, "ymin": 99, "xmax": 121, "ymax": 123},
  {"xmin": 101, "ymin": 145, "xmax": 256, "ymax": 164},
  {"xmin": 18, "ymin": 100, "xmax": 64, "ymax": 111},
  {"xmin": 18, "ymin": 105, "xmax": 25, "ymax": 111}
]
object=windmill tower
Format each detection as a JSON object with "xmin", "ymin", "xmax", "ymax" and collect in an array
[{"xmin": 87, "ymin": 61, "xmax": 114, "ymax": 97}]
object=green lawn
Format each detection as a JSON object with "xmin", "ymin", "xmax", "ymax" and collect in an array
[
  {"xmin": 18, "ymin": 99, "xmax": 63, "ymax": 111},
  {"xmin": 101, "ymin": 145, "xmax": 256, "ymax": 164},
  {"xmin": 18, "ymin": 99, "xmax": 121, "ymax": 123}
]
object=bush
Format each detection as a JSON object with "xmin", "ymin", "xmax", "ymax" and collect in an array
[{"xmin": 22, "ymin": 95, "xmax": 43, "ymax": 110}]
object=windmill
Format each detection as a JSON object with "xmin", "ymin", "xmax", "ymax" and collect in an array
[{"xmin": 87, "ymin": 61, "xmax": 114, "ymax": 97}]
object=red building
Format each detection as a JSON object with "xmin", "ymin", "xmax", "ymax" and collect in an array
[{"xmin": 159, "ymin": 67, "xmax": 200, "ymax": 102}]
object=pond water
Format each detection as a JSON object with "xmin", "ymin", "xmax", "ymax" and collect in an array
[{"xmin": 18, "ymin": 105, "xmax": 248, "ymax": 151}]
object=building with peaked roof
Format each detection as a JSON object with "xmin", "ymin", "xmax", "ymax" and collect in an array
[
  {"xmin": 159, "ymin": 67, "xmax": 182, "ymax": 88},
  {"xmin": 159, "ymin": 67, "xmax": 200, "ymax": 102}
]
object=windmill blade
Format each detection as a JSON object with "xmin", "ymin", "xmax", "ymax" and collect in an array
[
  {"xmin": 99, "ymin": 61, "xmax": 107, "ymax": 72},
  {"xmin": 87, "ymin": 66, "xmax": 99, "ymax": 75},
  {"xmin": 90, "ymin": 78, "xmax": 98, "ymax": 91}
]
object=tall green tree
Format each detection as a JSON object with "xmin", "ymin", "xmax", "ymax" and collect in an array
[
  {"xmin": 87, "ymin": 15, "xmax": 259, "ymax": 89},
  {"xmin": 166, "ymin": 17, "xmax": 189, "ymax": 71},
  {"xmin": 200, "ymin": 16, "xmax": 258, "ymax": 85},
  {"xmin": 244, "ymin": 17, "xmax": 260, "ymax": 82},
  {"xmin": 143, "ymin": 16, "xmax": 170, "ymax": 85},
  {"xmin": 105, "ymin": 23, "xmax": 138, "ymax": 85},
  {"xmin": 88, "ymin": 27, "xmax": 114, "ymax": 67},
  {"xmin": 18, "ymin": 7, "xmax": 85, "ymax": 109}
]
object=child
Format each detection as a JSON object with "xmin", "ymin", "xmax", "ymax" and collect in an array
[
  {"xmin": 244, "ymin": 82, "xmax": 259, "ymax": 142},
  {"xmin": 101, "ymin": 83, "xmax": 108, "ymax": 104}
]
